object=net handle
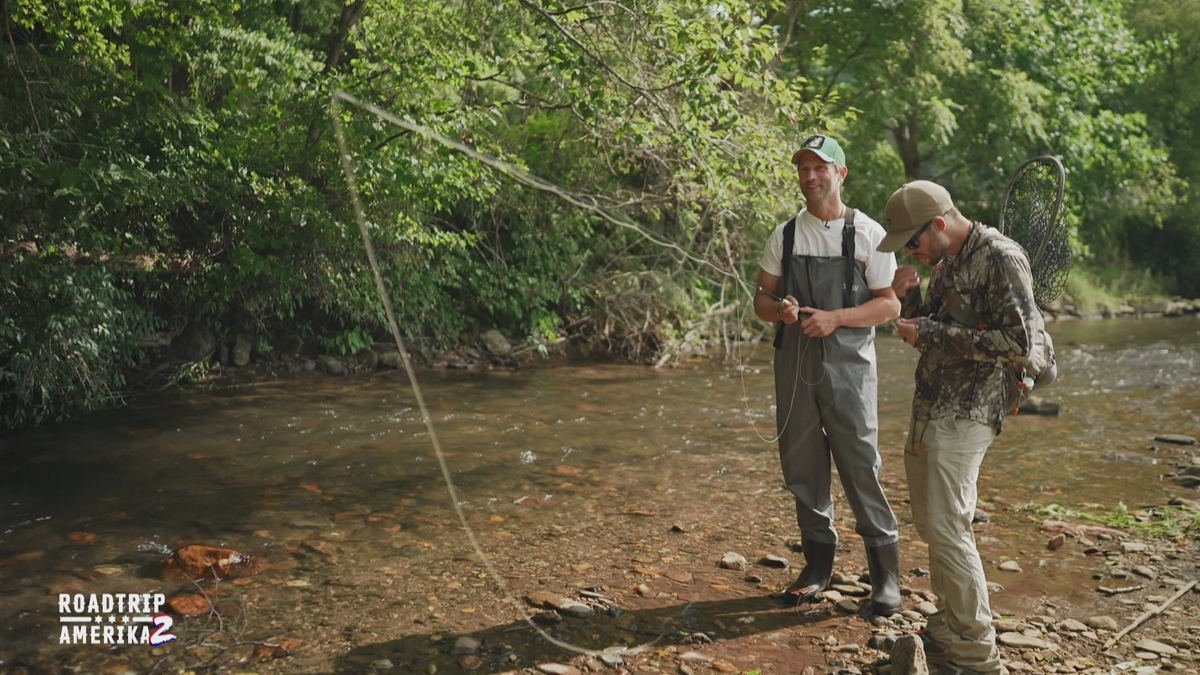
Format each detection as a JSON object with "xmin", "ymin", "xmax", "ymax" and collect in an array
[{"xmin": 998, "ymin": 154, "xmax": 1065, "ymax": 272}]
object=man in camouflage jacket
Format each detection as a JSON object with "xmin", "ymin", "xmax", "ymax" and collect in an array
[{"xmin": 877, "ymin": 181, "xmax": 1043, "ymax": 675}]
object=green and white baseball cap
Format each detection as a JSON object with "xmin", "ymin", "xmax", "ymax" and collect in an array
[{"xmin": 791, "ymin": 134, "xmax": 846, "ymax": 166}]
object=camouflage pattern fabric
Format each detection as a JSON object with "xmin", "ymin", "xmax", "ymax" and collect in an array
[{"xmin": 900, "ymin": 223, "xmax": 1043, "ymax": 434}]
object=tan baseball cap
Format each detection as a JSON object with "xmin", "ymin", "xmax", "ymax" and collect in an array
[{"xmin": 877, "ymin": 180, "xmax": 955, "ymax": 252}]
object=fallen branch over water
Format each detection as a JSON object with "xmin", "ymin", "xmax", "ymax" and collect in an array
[{"xmin": 1103, "ymin": 580, "xmax": 1197, "ymax": 649}]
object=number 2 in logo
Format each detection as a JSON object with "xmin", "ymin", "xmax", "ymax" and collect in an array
[{"xmin": 150, "ymin": 614, "xmax": 177, "ymax": 645}]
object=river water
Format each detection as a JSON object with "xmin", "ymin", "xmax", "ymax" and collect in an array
[{"xmin": 1, "ymin": 317, "xmax": 1197, "ymax": 672}]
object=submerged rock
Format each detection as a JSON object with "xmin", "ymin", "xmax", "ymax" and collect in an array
[{"xmin": 163, "ymin": 544, "xmax": 262, "ymax": 581}]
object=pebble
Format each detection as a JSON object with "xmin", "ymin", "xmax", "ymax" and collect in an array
[
  {"xmin": 450, "ymin": 636, "xmax": 480, "ymax": 655},
  {"xmin": 1056, "ymin": 619, "xmax": 1088, "ymax": 632},
  {"xmin": 999, "ymin": 560, "xmax": 1023, "ymax": 573},
  {"xmin": 557, "ymin": 600, "xmax": 595, "ymax": 618},
  {"xmin": 371, "ymin": 659, "xmax": 394, "ymax": 670},
  {"xmin": 758, "ymin": 555, "xmax": 789, "ymax": 568},
  {"xmin": 719, "ymin": 552, "xmax": 748, "ymax": 570},
  {"xmin": 836, "ymin": 599, "xmax": 860, "ymax": 613},
  {"xmin": 1123, "ymin": 542, "xmax": 1149, "ymax": 553},
  {"xmin": 915, "ymin": 602, "xmax": 938, "ymax": 616}
]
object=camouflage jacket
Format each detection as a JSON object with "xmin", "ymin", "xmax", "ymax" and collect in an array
[{"xmin": 900, "ymin": 223, "xmax": 1042, "ymax": 434}]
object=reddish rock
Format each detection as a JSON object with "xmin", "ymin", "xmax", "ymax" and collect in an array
[
  {"xmin": 163, "ymin": 544, "xmax": 264, "ymax": 581},
  {"xmin": 168, "ymin": 594, "xmax": 212, "ymax": 616},
  {"xmin": 67, "ymin": 531, "xmax": 99, "ymax": 545}
]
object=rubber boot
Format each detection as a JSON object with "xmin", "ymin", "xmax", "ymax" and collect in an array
[
  {"xmin": 865, "ymin": 541, "xmax": 903, "ymax": 616},
  {"xmin": 774, "ymin": 539, "xmax": 835, "ymax": 606}
]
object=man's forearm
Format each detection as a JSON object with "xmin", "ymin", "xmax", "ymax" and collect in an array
[
  {"xmin": 754, "ymin": 292, "xmax": 786, "ymax": 322},
  {"xmin": 834, "ymin": 294, "xmax": 901, "ymax": 328}
]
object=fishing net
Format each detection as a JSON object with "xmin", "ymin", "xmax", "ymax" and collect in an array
[{"xmin": 998, "ymin": 156, "xmax": 1070, "ymax": 305}]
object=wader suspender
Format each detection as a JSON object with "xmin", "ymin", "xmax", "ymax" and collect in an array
[{"xmin": 772, "ymin": 209, "xmax": 857, "ymax": 349}]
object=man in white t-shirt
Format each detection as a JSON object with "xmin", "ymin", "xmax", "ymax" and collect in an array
[{"xmin": 753, "ymin": 134, "xmax": 903, "ymax": 616}]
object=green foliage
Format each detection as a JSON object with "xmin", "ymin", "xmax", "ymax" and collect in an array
[
  {"xmin": 1019, "ymin": 501, "xmax": 1200, "ymax": 539},
  {"xmin": 776, "ymin": 0, "xmax": 1188, "ymax": 285},
  {"xmin": 5, "ymin": 0, "xmax": 1200, "ymax": 430},
  {"xmin": 0, "ymin": 256, "xmax": 159, "ymax": 428},
  {"xmin": 318, "ymin": 325, "xmax": 374, "ymax": 357},
  {"xmin": 1064, "ymin": 265, "xmax": 1172, "ymax": 314}
]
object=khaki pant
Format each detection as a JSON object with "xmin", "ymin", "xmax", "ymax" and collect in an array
[{"xmin": 905, "ymin": 415, "xmax": 1007, "ymax": 675}]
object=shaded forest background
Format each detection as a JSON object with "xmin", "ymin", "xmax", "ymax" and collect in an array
[{"xmin": 3, "ymin": 0, "xmax": 1199, "ymax": 429}]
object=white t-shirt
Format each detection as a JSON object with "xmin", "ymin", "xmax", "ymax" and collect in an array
[{"xmin": 759, "ymin": 208, "xmax": 898, "ymax": 291}]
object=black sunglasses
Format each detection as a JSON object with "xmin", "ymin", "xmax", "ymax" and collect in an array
[{"xmin": 904, "ymin": 221, "xmax": 933, "ymax": 251}]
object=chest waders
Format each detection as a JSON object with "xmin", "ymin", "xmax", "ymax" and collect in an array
[{"xmin": 771, "ymin": 210, "xmax": 902, "ymax": 616}]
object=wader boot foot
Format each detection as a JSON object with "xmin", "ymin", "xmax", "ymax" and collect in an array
[
  {"xmin": 773, "ymin": 539, "xmax": 835, "ymax": 606},
  {"xmin": 865, "ymin": 541, "xmax": 903, "ymax": 616}
]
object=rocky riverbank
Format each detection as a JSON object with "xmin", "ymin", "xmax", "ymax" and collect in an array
[{"xmin": 126, "ymin": 296, "xmax": 1200, "ymax": 395}]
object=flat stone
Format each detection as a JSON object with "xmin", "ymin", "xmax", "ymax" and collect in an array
[
  {"xmin": 999, "ymin": 560, "xmax": 1022, "ymax": 573},
  {"xmin": 1056, "ymin": 619, "xmax": 1088, "ymax": 632},
  {"xmin": 758, "ymin": 555, "xmax": 790, "ymax": 569},
  {"xmin": 915, "ymin": 601, "xmax": 938, "ymax": 616},
  {"xmin": 1122, "ymin": 542, "xmax": 1149, "ymax": 553},
  {"xmin": 1135, "ymin": 639, "xmax": 1179, "ymax": 656},
  {"xmin": 557, "ymin": 600, "xmax": 595, "ymax": 618},
  {"xmin": 831, "ymin": 583, "xmax": 870, "ymax": 596},
  {"xmin": 1155, "ymin": 434, "xmax": 1197, "ymax": 445},
  {"xmin": 1133, "ymin": 566, "xmax": 1158, "ymax": 579},
  {"xmin": 536, "ymin": 664, "xmax": 582, "ymax": 675},
  {"xmin": 836, "ymin": 599, "xmax": 861, "ymax": 613},
  {"xmin": 997, "ymin": 633, "xmax": 1052, "ymax": 649}
]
